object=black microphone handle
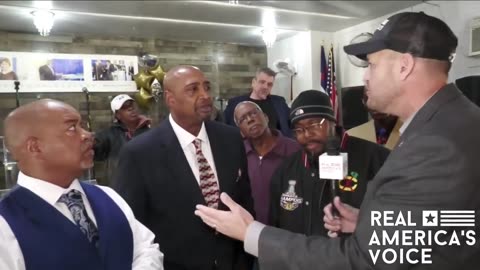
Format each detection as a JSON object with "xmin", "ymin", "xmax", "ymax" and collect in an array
[
  {"xmin": 330, "ymin": 179, "xmax": 339, "ymax": 217},
  {"xmin": 14, "ymin": 81, "xmax": 20, "ymax": 108}
]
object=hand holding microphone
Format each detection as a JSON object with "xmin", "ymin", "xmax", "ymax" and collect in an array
[
  {"xmin": 319, "ymin": 136, "xmax": 347, "ymax": 217},
  {"xmin": 323, "ymin": 197, "xmax": 360, "ymax": 238}
]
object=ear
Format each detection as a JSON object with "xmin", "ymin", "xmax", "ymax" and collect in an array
[
  {"xmin": 26, "ymin": 136, "xmax": 41, "ymax": 156},
  {"xmin": 164, "ymin": 90, "xmax": 175, "ymax": 107},
  {"xmin": 251, "ymin": 78, "xmax": 256, "ymax": 88},
  {"xmin": 398, "ymin": 53, "xmax": 415, "ymax": 81},
  {"xmin": 263, "ymin": 113, "xmax": 269, "ymax": 124}
]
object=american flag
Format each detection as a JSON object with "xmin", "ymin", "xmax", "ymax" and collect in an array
[
  {"xmin": 320, "ymin": 45, "xmax": 327, "ymax": 91},
  {"xmin": 325, "ymin": 45, "xmax": 339, "ymax": 121}
]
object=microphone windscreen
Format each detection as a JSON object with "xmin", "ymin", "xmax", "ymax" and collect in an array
[{"xmin": 326, "ymin": 136, "xmax": 341, "ymax": 155}]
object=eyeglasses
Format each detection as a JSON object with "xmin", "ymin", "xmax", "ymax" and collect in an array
[
  {"xmin": 293, "ymin": 119, "xmax": 325, "ymax": 137},
  {"xmin": 237, "ymin": 109, "xmax": 260, "ymax": 125}
]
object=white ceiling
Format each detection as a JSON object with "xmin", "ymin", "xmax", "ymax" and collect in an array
[{"xmin": 0, "ymin": 1, "xmax": 422, "ymax": 45}]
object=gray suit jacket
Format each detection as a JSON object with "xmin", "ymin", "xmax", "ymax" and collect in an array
[{"xmin": 258, "ymin": 84, "xmax": 480, "ymax": 270}]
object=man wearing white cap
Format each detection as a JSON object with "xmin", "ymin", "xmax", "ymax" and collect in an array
[{"xmin": 94, "ymin": 94, "xmax": 151, "ymax": 185}]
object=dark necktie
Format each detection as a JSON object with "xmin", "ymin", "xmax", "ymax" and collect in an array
[
  {"xmin": 193, "ymin": 139, "xmax": 220, "ymax": 208},
  {"xmin": 376, "ymin": 127, "xmax": 388, "ymax": 145},
  {"xmin": 58, "ymin": 189, "xmax": 99, "ymax": 247}
]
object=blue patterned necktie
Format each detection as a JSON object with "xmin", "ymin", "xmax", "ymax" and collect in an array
[{"xmin": 58, "ymin": 189, "xmax": 99, "ymax": 247}]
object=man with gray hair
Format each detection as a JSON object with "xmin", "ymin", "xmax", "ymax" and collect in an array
[
  {"xmin": 225, "ymin": 67, "xmax": 292, "ymax": 137},
  {"xmin": 234, "ymin": 101, "xmax": 299, "ymax": 224}
]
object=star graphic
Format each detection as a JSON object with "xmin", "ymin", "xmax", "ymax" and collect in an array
[{"xmin": 426, "ymin": 213, "xmax": 435, "ymax": 223}]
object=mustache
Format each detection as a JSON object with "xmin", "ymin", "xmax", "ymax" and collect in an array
[
  {"xmin": 81, "ymin": 140, "xmax": 94, "ymax": 152},
  {"xmin": 303, "ymin": 139, "xmax": 326, "ymax": 146},
  {"xmin": 197, "ymin": 98, "xmax": 213, "ymax": 107}
]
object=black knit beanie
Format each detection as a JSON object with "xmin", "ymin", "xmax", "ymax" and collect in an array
[{"xmin": 290, "ymin": 89, "xmax": 335, "ymax": 125}]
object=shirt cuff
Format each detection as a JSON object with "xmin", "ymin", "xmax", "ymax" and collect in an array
[{"xmin": 244, "ymin": 221, "xmax": 266, "ymax": 257}]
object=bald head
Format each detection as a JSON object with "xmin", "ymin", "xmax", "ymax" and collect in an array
[
  {"xmin": 162, "ymin": 65, "xmax": 213, "ymax": 134},
  {"xmin": 4, "ymin": 99, "xmax": 76, "ymax": 160},
  {"xmin": 163, "ymin": 65, "xmax": 202, "ymax": 94}
]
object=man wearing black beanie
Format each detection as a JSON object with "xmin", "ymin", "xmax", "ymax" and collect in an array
[{"xmin": 268, "ymin": 89, "xmax": 390, "ymax": 237}]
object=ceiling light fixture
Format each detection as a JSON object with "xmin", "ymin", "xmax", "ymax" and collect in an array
[
  {"xmin": 31, "ymin": 10, "xmax": 55, "ymax": 36},
  {"xmin": 261, "ymin": 9, "xmax": 277, "ymax": 48},
  {"xmin": 262, "ymin": 28, "xmax": 276, "ymax": 48},
  {"xmin": 228, "ymin": 0, "xmax": 239, "ymax": 5}
]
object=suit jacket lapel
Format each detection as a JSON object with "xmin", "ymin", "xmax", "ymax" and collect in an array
[
  {"xmin": 163, "ymin": 119, "xmax": 206, "ymax": 205},
  {"xmin": 399, "ymin": 84, "xmax": 461, "ymax": 143}
]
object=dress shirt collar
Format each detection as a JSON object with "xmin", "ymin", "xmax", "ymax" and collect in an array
[
  {"xmin": 399, "ymin": 113, "xmax": 415, "ymax": 135},
  {"xmin": 169, "ymin": 114, "xmax": 208, "ymax": 149},
  {"xmin": 17, "ymin": 171, "xmax": 85, "ymax": 206}
]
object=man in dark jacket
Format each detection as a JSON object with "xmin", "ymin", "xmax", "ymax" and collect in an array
[
  {"xmin": 269, "ymin": 90, "xmax": 390, "ymax": 236},
  {"xmin": 113, "ymin": 65, "xmax": 254, "ymax": 270},
  {"xmin": 224, "ymin": 67, "xmax": 292, "ymax": 137},
  {"xmin": 94, "ymin": 94, "xmax": 150, "ymax": 185}
]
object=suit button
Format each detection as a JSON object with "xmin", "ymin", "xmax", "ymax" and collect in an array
[
  {"xmin": 305, "ymin": 201, "xmax": 309, "ymax": 206},
  {"xmin": 311, "ymin": 172, "xmax": 315, "ymax": 177},
  {"xmin": 214, "ymin": 260, "xmax": 217, "ymax": 265}
]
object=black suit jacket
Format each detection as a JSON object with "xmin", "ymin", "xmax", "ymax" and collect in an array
[
  {"xmin": 258, "ymin": 84, "xmax": 480, "ymax": 270},
  {"xmin": 114, "ymin": 119, "xmax": 254, "ymax": 270}
]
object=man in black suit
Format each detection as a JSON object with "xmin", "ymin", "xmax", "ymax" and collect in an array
[
  {"xmin": 39, "ymin": 60, "xmax": 57, "ymax": 81},
  {"xmin": 114, "ymin": 65, "xmax": 254, "ymax": 270},
  {"xmin": 194, "ymin": 12, "xmax": 480, "ymax": 270}
]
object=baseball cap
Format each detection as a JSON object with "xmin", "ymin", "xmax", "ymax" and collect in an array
[
  {"xmin": 344, "ymin": 12, "xmax": 458, "ymax": 62},
  {"xmin": 110, "ymin": 94, "xmax": 134, "ymax": 113}
]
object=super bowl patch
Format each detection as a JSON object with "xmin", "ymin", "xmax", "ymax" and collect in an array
[
  {"xmin": 339, "ymin": 171, "xmax": 358, "ymax": 192},
  {"xmin": 280, "ymin": 180, "xmax": 303, "ymax": 211}
]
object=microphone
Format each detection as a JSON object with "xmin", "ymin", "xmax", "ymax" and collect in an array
[
  {"xmin": 82, "ymin": 87, "xmax": 89, "ymax": 94},
  {"xmin": 14, "ymin": 81, "xmax": 20, "ymax": 108},
  {"xmin": 319, "ymin": 136, "xmax": 348, "ymax": 217}
]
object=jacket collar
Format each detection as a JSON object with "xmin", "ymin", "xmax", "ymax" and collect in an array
[
  {"xmin": 244, "ymin": 129, "xmax": 284, "ymax": 156},
  {"xmin": 400, "ymin": 83, "xmax": 461, "ymax": 141}
]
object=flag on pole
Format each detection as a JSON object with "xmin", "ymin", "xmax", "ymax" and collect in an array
[
  {"xmin": 325, "ymin": 45, "xmax": 339, "ymax": 121},
  {"xmin": 320, "ymin": 45, "xmax": 327, "ymax": 91}
]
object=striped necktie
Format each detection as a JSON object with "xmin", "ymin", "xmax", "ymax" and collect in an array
[{"xmin": 193, "ymin": 139, "xmax": 220, "ymax": 208}]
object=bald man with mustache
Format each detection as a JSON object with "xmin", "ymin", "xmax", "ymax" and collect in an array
[
  {"xmin": 0, "ymin": 99, "xmax": 163, "ymax": 270},
  {"xmin": 113, "ymin": 65, "xmax": 255, "ymax": 270}
]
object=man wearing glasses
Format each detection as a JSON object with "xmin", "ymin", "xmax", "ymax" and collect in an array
[
  {"xmin": 268, "ymin": 90, "xmax": 389, "ymax": 237},
  {"xmin": 233, "ymin": 101, "xmax": 300, "ymax": 225}
]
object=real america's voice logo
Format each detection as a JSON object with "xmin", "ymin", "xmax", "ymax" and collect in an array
[{"xmin": 368, "ymin": 210, "xmax": 476, "ymax": 265}]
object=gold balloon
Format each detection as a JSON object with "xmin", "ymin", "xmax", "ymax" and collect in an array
[
  {"xmin": 148, "ymin": 64, "xmax": 165, "ymax": 82},
  {"xmin": 134, "ymin": 87, "xmax": 154, "ymax": 109},
  {"xmin": 133, "ymin": 70, "xmax": 155, "ymax": 92}
]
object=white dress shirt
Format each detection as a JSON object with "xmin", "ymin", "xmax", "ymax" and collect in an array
[
  {"xmin": 169, "ymin": 114, "xmax": 219, "ymax": 185},
  {"xmin": 0, "ymin": 172, "xmax": 164, "ymax": 270}
]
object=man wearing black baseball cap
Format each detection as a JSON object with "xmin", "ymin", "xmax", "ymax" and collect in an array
[{"xmin": 194, "ymin": 12, "xmax": 480, "ymax": 270}]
